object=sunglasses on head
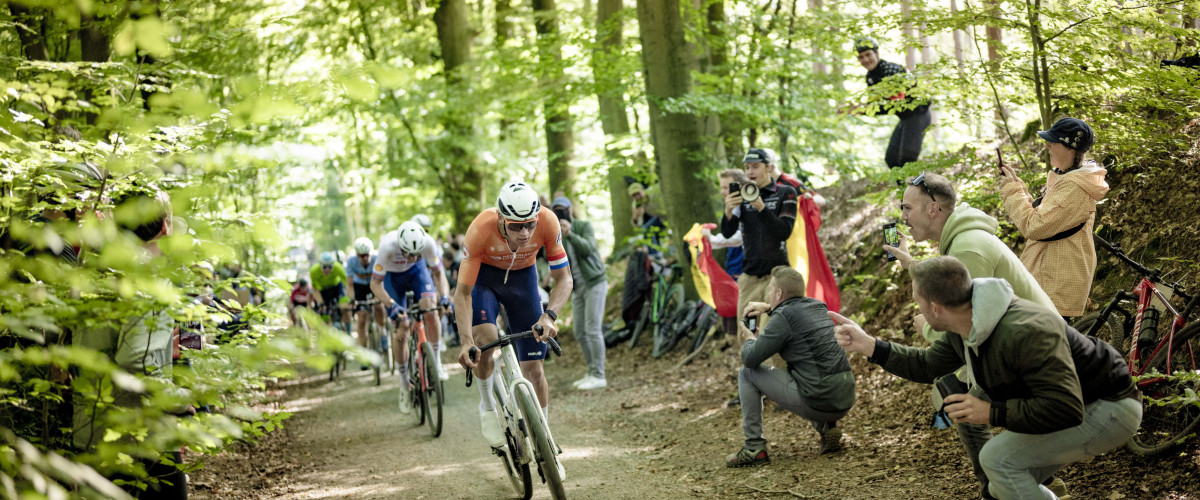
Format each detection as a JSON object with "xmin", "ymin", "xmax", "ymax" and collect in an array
[
  {"xmin": 910, "ymin": 172, "xmax": 937, "ymax": 203},
  {"xmin": 506, "ymin": 220, "xmax": 538, "ymax": 232}
]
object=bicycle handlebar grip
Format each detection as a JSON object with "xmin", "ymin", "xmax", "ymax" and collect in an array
[
  {"xmin": 466, "ymin": 346, "xmax": 479, "ymax": 387},
  {"xmin": 547, "ymin": 336, "xmax": 562, "ymax": 357},
  {"xmin": 1093, "ymin": 233, "xmax": 1116, "ymax": 252}
]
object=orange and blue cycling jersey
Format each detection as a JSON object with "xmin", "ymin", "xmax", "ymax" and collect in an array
[{"xmin": 458, "ymin": 207, "xmax": 568, "ymax": 287}]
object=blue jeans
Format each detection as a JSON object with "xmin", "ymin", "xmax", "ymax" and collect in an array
[{"xmin": 981, "ymin": 397, "xmax": 1141, "ymax": 499}]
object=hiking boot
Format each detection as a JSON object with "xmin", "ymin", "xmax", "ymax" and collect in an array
[
  {"xmin": 725, "ymin": 446, "xmax": 769, "ymax": 468},
  {"xmin": 480, "ymin": 409, "xmax": 505, "ymax": 449},
  {"xmin": 818, "ymin": 425, "xmax": 843, "ymax": 455},
  {"xmin": 1044, "ymin": 476, "xmax": 1070, "ymax": 500}
]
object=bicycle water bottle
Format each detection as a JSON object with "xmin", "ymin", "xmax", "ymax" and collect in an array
[{"xmin": 1137, "ymin": 307, "xmax": 1159, "ymax": 356}]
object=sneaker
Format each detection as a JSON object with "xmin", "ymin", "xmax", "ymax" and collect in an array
[
  {"xmin": 726, "ymin": 396, "xmax": 741, "ymax": 408},
  {"xmin": 480, "ymin": 409, "xmax": 505, "ymax": 448},
  {"xmin": 436, "ymin": 358, "xmax": 449, "ymax": 381},
  {"xmin": 818, "ymin": 425, "xmax": 843, "ymax": 455},
  {"xmin": 571, "ymin": 375, "xmax": 593, "ymax": 387},
  {"xmin": 725, "ymin": 446, "xmax": 769, "ymax": 468},
  {"xmin": 1044, "ymin": 476, "xmax": 1070, "ymax": 500},
  {"xmin": 577, "ymin": 377, "xmax": 607, "ymax": 390},
  {"xmin": 398, "ymin": 383, "xmax": 412, "ymax": 414}
]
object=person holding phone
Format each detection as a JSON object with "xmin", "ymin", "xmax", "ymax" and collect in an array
[
  {"xmin": 998, "ymin": 118, "xmax": 1108, "ymax": 320},
  {"xmin": 831, "ymin": 256, "xmax": 1139, "ymax": 500},
  {"xmin": 723, "ymin": 265, "xmax": 855, "ymax": 467}
]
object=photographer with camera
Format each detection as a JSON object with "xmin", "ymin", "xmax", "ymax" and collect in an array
[
  {"xmin": 721, "ymin": 148, "xmax": 798, "ymax": 322},
  {"xmin": 724, "ymin": 265, "xmax": 854, "ymax": 467},
  {"xmin": 831, "ymin": 256, "xmax": 1140, "ymax": 500}
]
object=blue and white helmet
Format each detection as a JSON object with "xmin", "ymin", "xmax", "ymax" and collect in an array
[
  {"xmin": 319, "ymin": 252, "xmax": 336, "ymax": 266},
  {"xmin": 396, "ymin": 221, "xmax": 427, "ymax": 255},
  {"xmin": 496, "ymin": 182, "xmax": 540, "ymax": 222}
]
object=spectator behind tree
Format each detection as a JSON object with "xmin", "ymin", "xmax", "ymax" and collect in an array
[
  {"xmin": 839, "ymin": 36, "xmax": 933, "ymax": 170},
  {"xmin": 832, "ymin": 256, "xmax": 1140, "ymax": 499},
  {"xmin": 998, "ymin": 118, "xmax": 1108, "ymax": 320},
  {"xmin": 626, "ymin": 177, "xmax": 668, "ymax": 257}
]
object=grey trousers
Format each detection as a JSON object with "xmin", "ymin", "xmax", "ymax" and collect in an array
[
  {"xmin": 982, "ymin": 397, "xmax": 1141, "ymax": 499},
  {"xmin": 739, "ymin": 365, "xmax": 848, "ymax": 449},
  {"xmin": 572, "ymin": 279, "xmax": 607, "ymax": 380}
]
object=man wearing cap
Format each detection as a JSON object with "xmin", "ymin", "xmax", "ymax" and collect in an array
[
  {"xmin": 999, "ymin": 117, "xmax": 1108, "ymax": 321},
  {"xmin": 841, "ymin": 36, "xmax": 933, "ymax": 170},
  {"xmin": 721, "ymin": 148, "xmax": 798, "ymax": 321},
  {"xmin": 551, "ymin": 196, "xmax": 609, "ymax": 390},
  {"xmin": 627, "ymin": 178, "xmax": 668, "ymax": 256}
]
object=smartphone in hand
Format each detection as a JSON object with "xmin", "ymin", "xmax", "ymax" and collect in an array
[
  {"xmin": 742, "ymin": 317, "xmax": 757, "ymax": 333},
  {"xmin": 996, "ymin": 147, "xmax": 1006, "ymax": 176},
  {"xmin": 883, "ymin": 222, "xmax": 899, "ymax": 262}
]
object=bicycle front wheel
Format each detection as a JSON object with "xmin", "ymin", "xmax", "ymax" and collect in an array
[
  {"xmin": 1072, "ymin": 311, "xmax": 1129, "ymax": 354},
  {"xmin": 421, "ymin": 342, "xmax": 444, "ymax": 438},
  {"xmin": 628, "ymin": 303, "xmax": 651, "ymax": 348},
  {"xmin": 493, "ymin": 373, "xmax": 533, "ymax": 499},
  {"xmin": 652, "ymin": 300, "xmax": 692, "ymax": 358},
  {"xmin": 1128, "ymin": 324, "xmax": 1200, "ymax": 456},
  {"xmin": 515, "ymin": 385, "xmax": 566, "ymax": 499}
]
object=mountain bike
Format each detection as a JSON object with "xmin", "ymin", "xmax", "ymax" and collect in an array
[
  {"xmin": 1073, "ymin": 234, "xmax": 1200, "ymax": 456},
  {"xmin": 631, "ymin": 261, "xmax": 685, "ymax": 351},
  {"xmin": 399, "ymin": 291, "xmax": 445, "ymax": 437},
  {"xmin": 353, "ymin": 297, "xmax": 389, "ymax": 386},
  {"xmin": 652, "ymin": 300, "xmax": 718, "ymax": 358},
  {"xmin": 467, "ymin": 326, "xmax": 566, "ymax": 500}
]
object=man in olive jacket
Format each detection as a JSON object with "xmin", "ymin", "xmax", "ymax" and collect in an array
[
  {"xmin": 552, "ymin": 197, "xmax": 608, "ymax": 390},
  {"xmin": 832, "ymin": 257, "xmax": 1140, "ymax": 499},
  {"xmin": 726, "ymin": 266, "xmax": 854, "ymax": 467}
]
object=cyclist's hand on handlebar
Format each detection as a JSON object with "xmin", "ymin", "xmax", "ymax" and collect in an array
[
  {"xmin": 743, "ymin": 301, "xmax": 771, "ymax": 318},
  {"xmin": 458, "ymin": 345, "xmax": 478, "ymax": 369},
  {"xmin": 533, "ymin": 317, "xmax": 557, "ymax": 342}
]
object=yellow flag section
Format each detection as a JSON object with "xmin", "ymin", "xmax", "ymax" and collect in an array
[
  {"xmin": 786, "ymin": 197, "xmax": 842, "ymax": 312},
  {"xmin": 683, "ymin": 223, "xmax": 739, "ymax": 318}
]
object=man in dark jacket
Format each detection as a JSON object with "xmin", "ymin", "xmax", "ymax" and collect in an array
[
  {"xmin": 831, "ymin": 256, "xmax": 1141, "ymax": 499},
  {"xmin": 725, "ymin": 266, "xmax": 855, "ymax": 467},
  {"xmin": 720, "ymin": 148, "xmax": 797, "ymax": 320},
  {"xmin": 552, "ymin": 197, "xmax": 608, "ymax": 390}
]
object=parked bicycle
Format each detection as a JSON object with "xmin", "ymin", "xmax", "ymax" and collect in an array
[
  {"xmin": 400, "ymin": 291, "xmax": 445, "ymax": 437},
  {"xmin": 631, "ymin": 260, "xmax": 685, "ymax": 351},
  {"xmin": 653, "ymin": 301, "xmax": 719, "ymax": 358},
  {"xmin": 467, "ymin": 326, "xmax": 566, "ymax": 500},
  {"xmin": 1073, "ymin": 234, "xmax": 1200, "ymax": 456}
]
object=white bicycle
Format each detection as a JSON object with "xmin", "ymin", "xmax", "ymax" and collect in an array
[{"xmin": 467, "ymin": 326, "xmax": 566, "ymax": 500}]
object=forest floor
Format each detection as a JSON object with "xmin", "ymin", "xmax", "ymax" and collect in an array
[{"xmin": 189, "ymin": 334, "xmax": 1199, "ymax": 500}]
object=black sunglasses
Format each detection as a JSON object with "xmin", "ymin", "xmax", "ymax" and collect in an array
[
  {"xmin": 910, "ymin": 172, "xmax": 937, "ymax": 203},
  {"xmin": 506, "ymin": 220, "xmax": 538, "ymax": 232}
]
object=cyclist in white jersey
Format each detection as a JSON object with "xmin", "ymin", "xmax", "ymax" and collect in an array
[{"xmin": 370, "ymin": 221, "xmax": 452, "ymax": 391}]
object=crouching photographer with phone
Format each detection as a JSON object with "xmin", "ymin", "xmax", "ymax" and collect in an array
[
  {"xmin": 724, "ymin": 266, "xmax": 855, "ymax": 468},
  {"xmin": 831, "ymin": 256, "xmax": 1140, "ymax": 500}
]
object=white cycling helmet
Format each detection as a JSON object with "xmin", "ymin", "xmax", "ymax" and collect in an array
[
  {"xmin": 496, "ymin": 181, "xmax": 540, "ymax": 222},
  {"xmin": 410, "ymin": 214, "xmax": 432, "ymax": 229},
  {"xmin": 396, "ymin": 221, "xmax": 427, "ymax": 255},
  {"xmin": 353, "ymin": 237, "xmax": 373, "ymax": 255}
]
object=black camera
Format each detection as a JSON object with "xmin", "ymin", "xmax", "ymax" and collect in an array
[{"xmin": 742, "ymin": 317, "xmax": 757, "ymax": 333}]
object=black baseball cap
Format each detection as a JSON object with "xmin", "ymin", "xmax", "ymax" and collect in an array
[
  {"xmin": 743, "ymin": 148, "xmax": 777, "ymax": 165},
  {"xmin": 1038, "ymin": 117, "xmax": 1094, "ymax": 152}
]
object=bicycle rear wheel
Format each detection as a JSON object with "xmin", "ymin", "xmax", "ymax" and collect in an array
[
  {"xmin": 689, "ymin": 306, "xmax": 718, "ymax": 354},
  {"xmin": 421, "ymin": 342, "xmax": 444, "ymax": 438},
  {"xmin": 1072, "ymin": 311, "xmax": 1129, "ymax": 354},
  {"xmin": 515, "ymin": 385, "xmax": 565, "ymax": 499},
  {"xmin": 653, "ymin": 300, "xmax": 693, "ymax": 358},
  {"xmin": 1126, "ymin": 324, "xmax": 1200, "ymax": 456},
  {"xmin": 628, "ymin": 303, "xmax": 651, "ymax": 348}
]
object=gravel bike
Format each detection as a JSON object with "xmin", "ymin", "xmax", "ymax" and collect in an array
[
  {"xmin": 1073, "ymin": 234, "xmax": 1200, "ymax": 456},
  {"xmin": 400, "ymin": 291, "xmax": 444, "ymax": 437},
  {"xmin": 467, "ymin": 326, "xmax": 566, "ymax": 500},
  {"xmin": 353, "ymin": 297, "xmax": 389, "ymax": 386}
]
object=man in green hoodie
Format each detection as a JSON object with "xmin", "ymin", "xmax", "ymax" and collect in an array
[
  {"xmin": 831, "ymin": 257, "xmax": 1139, "ymax": 500},
  {"xmin": 882, "ymin": 172, "xmax": 1061, "ymax": 498},
  {"xmin": 552, "ymin": 197, "xmax": 609, "ymax": 390}
]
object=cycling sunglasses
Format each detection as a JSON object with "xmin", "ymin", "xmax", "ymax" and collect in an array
[
  {"xmin": 910, "ymin": 172, "xmax": 937, "ymax": 203},
  {"xmin": 321, "ymin": 265, "xmax": 333, "ymax": 270},
  {"xmin": 506, "ymin": 220, "xmax": 538, "ymax": 232}
]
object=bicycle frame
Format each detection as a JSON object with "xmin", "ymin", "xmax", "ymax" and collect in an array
[{"xmin": 494, "ymin": 336, "xmax": 538, "ymax": 465}]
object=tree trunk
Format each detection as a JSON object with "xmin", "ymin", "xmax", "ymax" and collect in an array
[
  {"xmin": 636, "ymin": 0, "xmax": 716, "ymax": 299},
  {"xmin": 434, "ymin": 0, "xmax": 486, "ymax": 231},
  {"xmin": 594, "ymin": 0, "xmax": 635, "ymax": 250},
  {"xmin": 950, "ymin": 0, "xmax": 966, "ymax": 79},
  {"xmin": 901, "ymin": 0, "xmax": 916, "ymax": 69},
  {"xmin": 708, "ymin": 0, "xmax": 742, "ymax": 167},
  {"xmin": 985, "ymin": 0, "xmax": 1004, "ymax": 66},
  {"xmin": 809, "ymin": 0, "xmax": 825, "ymax": 75},
  {"xmin": 8, "ymin": 3, "xmax": 49, "ymax": 61},
  {"xmin": 532, "ymin": 0, "xmax": 577, "ymax": 199}
]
